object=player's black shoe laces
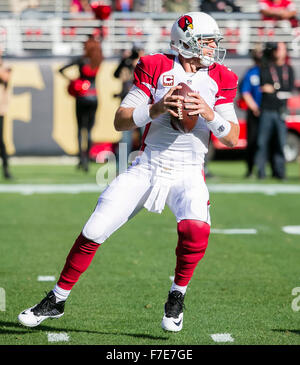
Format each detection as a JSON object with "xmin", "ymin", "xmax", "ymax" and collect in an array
[
  {"xmin": 165, "ymin": 290, "xmax": 185, "ymax": 318},
  {"xmin": 32, "ymin": 291, "xmax": 65, "ymax": 316}
]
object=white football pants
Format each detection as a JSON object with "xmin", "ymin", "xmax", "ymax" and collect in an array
[{"xmin": 82, "ymin": 154, "xmax": 211, "ymax": 244}]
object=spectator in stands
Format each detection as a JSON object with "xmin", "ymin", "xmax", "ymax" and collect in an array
[
  {"xmin": 113, "ymin": 44, "xmax": 145, "ymax": 166},
  {"xmin": 200, "ymin": 0, "xmax": 241, "ymax": 13},
  {"xmin": 163, "ymin": 0, "xmax": 192, "ymax": 13},
  {"xmin": 255, "ymin": 42, "xmax": 295, "ymax": 180},
  {"xmin": 9, "ymin": 0, "xmax": 40, "ymax": 15},
  {"xmin": 258, "ymin": 0, "xmax": 298, "ymax": 28},
  {"xmin": 0, "ymin": 49, "xmax": 12, "ymax": 180},
  {"xmin": 133, "ymin": 0, "xmax": 147, "ymax": 11},
  {"xmin": 113, "ymin": 0, "xmax": 134, "ymax": 12},
  {"xmin": 70, "ymin": 0, "xmax": 92, "ymax": 13},
  {"xmin": 239, "ymin": 45, "xmax": 263, "ymax": 178},
  {"xmin": 59, "ymin": 36, "xmax": 103, "ymax": 172}
]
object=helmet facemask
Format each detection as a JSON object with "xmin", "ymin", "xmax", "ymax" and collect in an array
[
  {"xmin": 198, "ymin": 35, "xmax": 226, "ymax": 67},
  {"xmin": 172, "ymin": 33, "xmax": 226, "ymax": 67}
]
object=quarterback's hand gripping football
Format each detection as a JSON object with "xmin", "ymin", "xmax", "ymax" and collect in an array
[
  {"xmin": 150, "ymin": 85, "xmax": 184, "ymax": 120},
  {"xmin": 184, "ymin": 92, "xmax": 215, "ymax": 122}
]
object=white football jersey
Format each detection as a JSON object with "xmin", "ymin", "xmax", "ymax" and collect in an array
[{"xmin": 132, "ymin": 53, "xmax": 238, "ymax": 166}]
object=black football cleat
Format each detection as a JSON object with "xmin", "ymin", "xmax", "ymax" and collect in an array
[
  {"xmin": 161, "ymin": 290, "xmax": 185, "ymax": 332},
  {"xmin": 18, "ymin": 291, "xmax": 65, "ymax": 327}
]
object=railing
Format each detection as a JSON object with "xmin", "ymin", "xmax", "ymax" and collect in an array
[{"xmin": 1, "ymin": 12, "xmax": 300, "ymax": 58}]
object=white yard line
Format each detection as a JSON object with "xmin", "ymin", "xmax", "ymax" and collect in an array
[
  {"xmin": 1, "ymin": 183, "xmax": 300, "ymax": 195},
  {"xmin": 211, "ymin": 228, "xmax": 257, "ymax": 234},
  {"xmin": 211, "ymin": 333, "xmax": 234, "ymax": 343},
  {"xmin": 0, "ymin": 288, "xmax": 6, "ymax": 312},
  {"xmin": 47, "ymin": 332, "xmax": 70, "ymax": 342},
  {"xmin": 37, "ymin": 276, "xmax": 56, "ymax": 282},
  {"xmin": 282, "ymin": 226, "xmax": 300, "ymax": 235}
]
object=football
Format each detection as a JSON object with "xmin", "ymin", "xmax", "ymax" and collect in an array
[{"xmin": 170, "ymin": 82, "xmax": 199, "ymax": 133}]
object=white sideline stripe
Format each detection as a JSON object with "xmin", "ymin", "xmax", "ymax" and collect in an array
[
  {"xmin": 211, "ymin": 333, "xmax": 234, "ymax": 343},
  {"xmin": 0, "ymin": 184, "xmax": 101, "ymax": 195},
  {"xmin": 47, "ymin": 332, "xmax": 69, "ymax": 342},
  {"xmin": 10, "ymin": 156, "xmax": 78, "ymax": 165},
  {"xmin": 1, "ymin": 183, "xmax": 300, "ymax": 195},
  {"xmin": 37, "ymin": 276, "xmax": 56, "ymax": 282},
  {"xmin": 208, "ymin": 184, "xmax": 300, "ymax": 194},
  {"xmin": 282, "ymin": 225, "xmax": 300, "ymax": 235},
  {"xmin": 211, "ymin": 228, "xmax": 257, "ymax": 234}
]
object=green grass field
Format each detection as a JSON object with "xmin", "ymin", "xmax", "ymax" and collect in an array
[{"xmin": 0, "ymin": 160, "xmax": 299, "ymax": 345}]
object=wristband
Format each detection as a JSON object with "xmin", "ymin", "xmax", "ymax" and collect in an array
[
  {"xmin": 207, "ymin": 112, "xmax": 231, "ymax": 138},
  {"xmin": 132, "ymin": 104, "xmax": 152, "ymax": 127}
]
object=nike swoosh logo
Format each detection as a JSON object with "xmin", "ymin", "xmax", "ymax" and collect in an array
[
  {"xmin": 173, "ymin": 320, "xmax": 182, "ymax": 327},
  {"xmin": 215, "ymin": 96, "xmax": 226, "ymax": 101}
]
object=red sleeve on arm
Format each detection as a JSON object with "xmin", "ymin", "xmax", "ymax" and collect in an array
[
  {"xmin": 133, "ymin": 54, "xmax": 175, "ymax": 98},
  {"xmin": 133, "ymin": 57, "xmax": 153, "ymax": 98},
  {"xmin": 213, "ymin": 65, "xmax": 239, "ymax": 107}
]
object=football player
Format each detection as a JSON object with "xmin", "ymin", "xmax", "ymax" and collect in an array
[{"xmin": 18, "ymin": 12, "xmax": 239, "ymax": 332}]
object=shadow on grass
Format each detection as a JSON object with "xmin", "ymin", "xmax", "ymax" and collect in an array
[
  {"xmin": 0, "ymin": 320, "xmax": 169, "ymax": 341},
  {"xmin": 271, "ymin": 329, "xmax": 300, "ymax": 335}
]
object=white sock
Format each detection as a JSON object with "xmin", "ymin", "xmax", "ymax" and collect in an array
[
  {"xmin": 170, "ymin": 282, "xmax": 188, "ymax": 295},
  {"xmin": 53, "ymin": 284, "xmax": 71, "ymax": 303}
]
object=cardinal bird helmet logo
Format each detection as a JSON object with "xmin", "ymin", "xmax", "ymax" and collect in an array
[{"xmin": 177, "ymin": 15, "xmax": 193, "ymax": 33}]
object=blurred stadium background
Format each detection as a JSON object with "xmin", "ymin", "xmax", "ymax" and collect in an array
[{"xmin": 0, "ymin": 0, "xmax": 300, "ymax": 161}]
